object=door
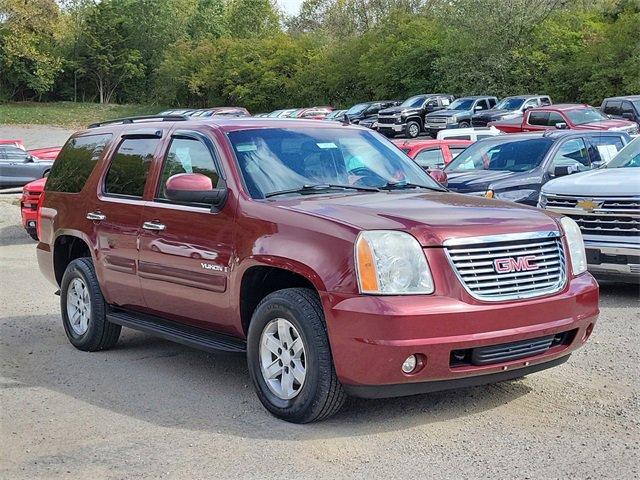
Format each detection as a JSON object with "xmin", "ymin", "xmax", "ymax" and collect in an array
[
  {"xmin": 91, "ymin": 134, "xmax": 163, "ymax": 309},
  {"xmin": 547, "ymin": 137, "xmax": 591, "ymax": 177},
  {"xmin": 137, "ymin": 130, "xmax": 237, "ymax": 333},
  {"xmin": 524, "ymin": 111, "xmax": 550, "ymax": 131}
]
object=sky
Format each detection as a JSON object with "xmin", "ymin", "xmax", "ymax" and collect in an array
[{"xmin": 277, "ymin": 0, "xmax": 304, "ymax": 16}]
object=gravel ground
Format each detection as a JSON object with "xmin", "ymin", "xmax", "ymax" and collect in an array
[
  {"xmin": 0, "ymin": 125, "xmax": 74, "ymax": 149},
  {"xmin": 0, "ymin": 126, "xmax": 639, "ymax": 479}
]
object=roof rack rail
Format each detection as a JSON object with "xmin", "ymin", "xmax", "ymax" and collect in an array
[{"xmin": 88, "ymin": 114, "xmax": 188, "ymax": 129}]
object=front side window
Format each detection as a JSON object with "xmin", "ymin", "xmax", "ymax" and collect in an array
[
  {"xmin": 547, "ymin": 112, "xmax": 565, "ymax": 126},
  {"xmin": 550, "ymin": 138, "xmax": 590, "ymax": 172},
  {"xmin": 606, "ymin": 138, "xmax": 640, "ymax": 168},
  {"xmin": 413, "ymin": 148, "xmax": 445, "ymax": 169},
  {"xmin": 104, "ymin": 138, "xmax": 159, "ymax": 197},
  {"xmin": 46, "ymin": 134, "xmax": 112, "ymax": 193},
  {"xmin": 590, "ymin": 136, "xmax": 625, "ymax": 164},
  {"xmin": 157, "ymin": 137, "xmax": 221, "ymax": 201},
  {"xmin": 2, "ymin": 146, "xmax": 29, "ymax": 161},
  {"xmin": 446, "ymin": 137, "xmax": 554, "ymax": 173},
  {"xmin": 621, "ymin": 102, "xmax": 635, "ymax": 115},
  {"xmin": 604, "ymin": 101, "xmax": 621, "ymax": 115},
  {"xmin": 228, "ymin": 127, "xmax": 441, "ymax": 199}
]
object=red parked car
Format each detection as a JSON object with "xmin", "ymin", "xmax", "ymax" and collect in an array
[
  {"xmin": 490, "ymin": 104, "xmax": 639, "ymax": 135},
  {"xmin": 28, "ymin": 146, "xmax": 62, "ymax": 161},
  {"xmin": 0, "ymin": 139, "xmax": 25, "ymax": 149},
  {"xmin": 37, "ymin": 115, "xmax": 598, "ymax": 423},
  {"xmin": 393, "ymin": 139, "xmax": 472, "ymax": 186},
  {"xmin": 21, "ymin": 177, "xmax": 46, "ymax": 240}
]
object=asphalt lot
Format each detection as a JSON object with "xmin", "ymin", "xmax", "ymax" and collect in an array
[{"xmin": 1, "ymin": 126, "xmax": 639, "ymax": 479}]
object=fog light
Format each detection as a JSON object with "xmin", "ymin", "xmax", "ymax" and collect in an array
[{"xmin": 402, "ymin": 355, "xmax": 417, "ymax": 373}]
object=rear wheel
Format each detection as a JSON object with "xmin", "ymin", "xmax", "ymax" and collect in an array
[
  {"xmin": 247, "ymin": 288, "xmax": 346, "ymax": 423},
  {"xmin": 60, "ymin": 258, "xmax": 121, "ymax": 351}
]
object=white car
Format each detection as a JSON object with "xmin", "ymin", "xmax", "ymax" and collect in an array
[
  {"xmin": 539, "ymin": 137, "xmax": 640, "ymax": 281},
  {"xmin": 436, "ymin": 126, "xmax": 502, "ymax": 141}
]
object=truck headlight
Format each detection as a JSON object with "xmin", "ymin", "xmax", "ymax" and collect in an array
[
  {"xmin": 560, "ymin": 217, "xmax": 587, "ymax": 276},
  {"xmin": 355, "ymin": 231, "xmax": 434, "ymax": 294}
]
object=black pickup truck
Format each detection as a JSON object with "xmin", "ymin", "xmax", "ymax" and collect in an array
[
  {"xmin": 377, "ymin": 94, "xmax": 455, "ymax": 138},
  {"xmin": 600, "ymin": 96, "xmax": 640, "ymax": 126}
]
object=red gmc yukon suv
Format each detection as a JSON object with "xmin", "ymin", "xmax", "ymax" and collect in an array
[{"xmin": 37, "ymin": 115, "xmax": 599, "ymax": 423}]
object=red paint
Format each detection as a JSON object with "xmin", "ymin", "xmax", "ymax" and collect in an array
[
  {"xmin": 165, "ymin": 173, "xmax": 213, "ymax": 192},
  {"xmin": 20, "ymin": 177, "xmax": 46, "ymax": 234},
  {"xmin": 490, "ymin": 103, "xmax": 636, "ymax": 133},
  {"xmin": 392, "ymin": 138, "xmax": 472, "ymax": 164},
  {"xmin": 37, "ymin": 118, "xmax": 599, "ymax": 390}
]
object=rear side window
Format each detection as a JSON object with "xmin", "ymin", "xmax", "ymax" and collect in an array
[
  {"xmin": 590, "ymin": 136, "xmax": 625, "ymax": 163},
  {"xmin": 414, "ymin": 148, "xmax": 445, "ymax": 169},
  {"xmin": 528, "ymin": 112, "xmax": 549, "ymax": 126},
  {"xmin": 104, "ymin": 138, "xmax": 159, "ymax": 198},
  {"xmin": 547, "ymin": 112, "xmax": 565, "ymax": 126},
  {"xmin": 46, "ymin": 134, "xmax": 111, "ymax": 193}
]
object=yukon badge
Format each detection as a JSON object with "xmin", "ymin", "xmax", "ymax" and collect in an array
[
  {"xmin": 493, "ymin": 255, "xmax": 539, "ymax": 274},
  {"xmin": 201, "ymin": 262, "xmax": 225, "ymax": 272}
]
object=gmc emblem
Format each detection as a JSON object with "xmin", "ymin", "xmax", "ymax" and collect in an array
[{"xmin": 493, "ymin": 255, "xmax": 539, "ymax": 274}]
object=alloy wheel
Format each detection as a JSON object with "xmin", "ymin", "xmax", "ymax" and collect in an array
[{"xmin": 66, "ymin": 277, "xmax": 91, "ymax": 335}]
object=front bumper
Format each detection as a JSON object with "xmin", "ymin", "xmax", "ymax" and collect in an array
[
  {"xmin": 323, "ymin": 273, "xmax": 598, "ymax": 397},
  {"xmin": 585, "ymin": 239, "xmax": 640, "ymax": 280},
  {"xmin": 377, "ymin": 122, "xmax": 405, "ymax": 133}
]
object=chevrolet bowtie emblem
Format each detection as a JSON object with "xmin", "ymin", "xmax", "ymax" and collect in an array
[{"xmin": 576, "ymin": 199, "xmax": 603, "ymax": 212}]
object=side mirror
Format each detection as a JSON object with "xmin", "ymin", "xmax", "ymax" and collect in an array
[
  {"xmin": 25, "ymin": 154, "xmax": 34, "ymax": 163},
  {"xmin": 523, "ymin": 105, "xmax": 534, "ymax": 111},
  {"xmin": 165, "ymin": 173, "xmax": 227, "ymax": 207},
  {"xmin": 554, "ymin": 122, "xmax": 568, "ymax": 130},
  {"xmin": 474, "ymin": 105, "xmax": 484, "ymax": 111},
  {"xmin": 341, "ymin": 113, "xmax": 350, "ymax": 125},
  {"xmin": 553, "ymin": 166, "xmax": 571, "ymax": 177}
]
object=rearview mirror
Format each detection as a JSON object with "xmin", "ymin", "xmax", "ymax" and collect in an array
[{"xmin": 165, "ymin": 173, "xmax": 227, "ymax": 208}]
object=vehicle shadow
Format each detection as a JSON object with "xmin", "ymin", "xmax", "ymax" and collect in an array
[
  {"xmin": 597, "ymin": 281, "xmax": 639, "ymax": 306},
  {"xmin": 2, "ymin": 314, "xmax": 534, "ymax": 440}
]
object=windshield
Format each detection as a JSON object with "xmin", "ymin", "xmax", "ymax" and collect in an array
[
  {"xmin": 346, "ymin": 103, "xmax": 369, "ymax": 115},
  {"xmin": 448, "ymin": 98, "xmax": 474, "ymax": 110},
  {"xmin": 400, "ymin": 96, "xmax": 426, "ymax": 108},
  {"xmin": 565, "ymin": 107, "xmax": 608, "ymax": 125},
  {"xmin": 446, "ymin": 137, "xmax": 554, "ymax": 172},
  {"xmin": 228, "ymin": 128, "xmax": 442, "ymax": 198},
  {"xmin": 494, "ymin": 98, "xmax": 524, "ymax": 110},
  {"xmin": 633, "ymin": 100, "xmax": 640, "ymax": 111},
  {"xmin": 606, "ymin": 138, "xmax": 640, "ymax": 168}
]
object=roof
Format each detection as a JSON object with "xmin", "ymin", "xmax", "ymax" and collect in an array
[
  {"xmin": 533, "ymin": 103, "xmax": 589, "ymax": 111},
  {"xmin": 504, "ymin": 94, "xmax": 550, "ymax": 100},
  {"xmin": 603, "ymin": 95, "xmax": 640, "ymax": 101},
  {"xmin": 478, "ymin": 130, "xmax": 626, "ymax": 142},
  {"xmin": 456, "ymin": 95, "xmax": 497, "ymax": 100}
]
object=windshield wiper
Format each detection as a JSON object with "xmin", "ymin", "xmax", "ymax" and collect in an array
[
  {"xmin": 380, "ymin": 181, "xmax": 446, "ymax": 192},
  {"xmin": 265, "ymin": 184, "xmax": 380, "ymax": 198}
]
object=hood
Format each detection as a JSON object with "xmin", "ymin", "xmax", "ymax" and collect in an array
[
  {"xmin": 426, "ymin": 109, "xmax": 471, "ymax": 119},
  {"xmin": 379, "ymin": 106, "xmax": 420, "ymax": 116},
  {"xmin": 273, "ymin": 191, "xmax": 559, "ymax": 247},
  {"xmin": 473, "ymin": 109, "xmax": 519, "ymax": 120},
  {"xmin": 359, "ymin": 115, "xmax": 378, "ymax": 124},
  {"xmin": 542, "ymin": 167, "xmax": 640, "ymax": 197},
  {"xmin": 445, "ymin": 170, "xmax": 523, "ymax": 193},
  {"xmin": 573, "ymin": 119, "xmax": 636, "ymax": 131}
]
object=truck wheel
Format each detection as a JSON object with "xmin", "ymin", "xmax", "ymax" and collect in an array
[
  {"xmin": 459, "ymin": 121, "xmax": 470, "ymax": 128},
  {"xmin": 406, "ymin": 120, "xmax": 421, "ymax": 138},
  {"xmin": 247, "ymin": 288, "xmax": 346, "ymax": 423},
  {"xmin": 60, "ymin": 257, "xmax": 121, "ymax": 351}
]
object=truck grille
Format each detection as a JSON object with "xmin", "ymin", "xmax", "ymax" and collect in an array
[
  {"xmin": 544, "ymin": 195, "xmax": 640, "ymax": 237},
  {"xmin": 377, "ymin": 117, "xmax": 395, "ymax": 124},
  {"xmin": 444, "ymin": 231, "xmax": 566, "ymax": 301},
  {"xmin": 427, "ymin": 116, "xmax": 448, "ymax": 125}
]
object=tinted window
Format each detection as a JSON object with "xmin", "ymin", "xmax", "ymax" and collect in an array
[
  {"xmin": 475, "ymin": 99, "xmax": 489, "ymax": 110},
  {"xmin": 447, "ymin": 137, "xmax": 554, "ymax": 172},
  {"xmin": 547, "ymin": 112, "xmax": 565, "ymax": 126},
  {"xmin": 45, "ymin": 134, "xmax": 111, "ymax": 193},
  {"xmin": 1, "ymin": 146, "xmax": 29, "ymax": 161},
  {"xmin": 414, "ymin": 148, "xmax": 445, "ymax": 169},
  {"xmin": 104, "ymin": 138, "xmax": 159, "ymax": 197},
  {"xmin": 157, "ymin": 137, "xmax": 220, "ymax": 201},
  {"xmin": 621, "ymin": 102, "xmax": 635, "ymax": 115},
  {"xmin": 604, "ymin": 101, "xmax": 621, "ymax": 115},
  {"xmin": 606, "ymin": 138, "xmax": 640, "ymax": 168},
  {"xmin": 528, "ymin": 112, "xmax": 549, "ymax": 126},
  {"xmin": 539, "ymin": 97, "xmax": 552, "ymax": 106},
  {"xmin": 488, "ymin": 98, "xmax": 497, "ymax": 108},
  {"xmin": 449, "ymin": 147, "xmax": 467, "ymax": 158}
]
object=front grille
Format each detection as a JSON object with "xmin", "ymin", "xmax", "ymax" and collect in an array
[
  {"xmin": 544, "ymin": 195, "xmax": 640, "ymax": 237},
  {"xmin": 427, "ymin": 116, "xmax": 448, "ymax": 125},
  {"xmin": 377, "ymin": 117, "xmax": 396, "ymax": 124},
  {"xmin": 444, "ymin": 231, "xmax": 566, "ymax": 301}
]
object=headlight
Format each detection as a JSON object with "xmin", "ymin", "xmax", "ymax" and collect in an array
[
  {"xmin": 447, "ymin": 117, "xmax": 457, "ymax": 124},
  {"xmin": 560, "ymin": 217, "xmax": 587, "ymax": 275},
  {"xmin": 355, "ymin": 231, "xmax": 434, "ymax": 294}
]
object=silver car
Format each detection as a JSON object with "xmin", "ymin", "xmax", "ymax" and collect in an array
[
  {"xmin": 539, "ymin": 137, "xmax": 640, "ymax": 281},
  {"xmin": 0, "ymin": 146, "xmax": 53, "ymax": 188}
]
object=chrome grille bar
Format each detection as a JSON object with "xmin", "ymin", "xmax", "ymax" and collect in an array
[{"xmin": 444, "ymin": 231, "xmax": 566, "ymax": 301}]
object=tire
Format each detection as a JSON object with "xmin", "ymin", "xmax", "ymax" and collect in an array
[
  {"xmin": 43, "ymin": 170, "xmax": 50, "ymax": 178},
  {"xmin": 459, "ymin": 121, "xmax": 470, "ymax": 128},
  {"xmin": 405, "ymin": 120, "xmax": 421, "ymax": 138},
  {"xmin": 247, "ymin": 288, "xmax": 346, "ymax": 423},
  {"xmin": 60, "ymin": 257, "xmax": 121, "ymax": 351}
]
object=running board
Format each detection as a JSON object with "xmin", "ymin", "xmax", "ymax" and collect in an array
[{"xmin": 107, "ymin": 309, "xmax": 246, "ymax": 354}]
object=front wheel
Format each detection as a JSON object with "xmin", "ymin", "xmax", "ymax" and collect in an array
[
  {"xmin": 406, "ymin": 120, "xmax": 421, "ymax": 138},
  {"xmin": 247, "ymin": 288, "xmax": 346, "ymax": 423},
  {"xmin": 459, "ymin": 121, "xmax": 470, "ymax": 128}
]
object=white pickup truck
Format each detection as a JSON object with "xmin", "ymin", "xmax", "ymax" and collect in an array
[{"xmin": 539, "ymin": 137, "xmax": 640, "ymax": 281}]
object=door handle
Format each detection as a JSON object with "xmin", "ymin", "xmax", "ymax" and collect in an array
[
  {"xmin": 142, "ymin": 221, "xmax": 166, "ymax": 231},
  {"xmin": 86, "ymin": 211, "xmax": 106, "ymax": 221}
]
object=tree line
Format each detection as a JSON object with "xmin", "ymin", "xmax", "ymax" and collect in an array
[{"xmin": 0, "ymin": 0, "xmax": 638, "ymax": 112}]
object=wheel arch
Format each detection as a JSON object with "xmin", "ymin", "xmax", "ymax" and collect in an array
[{"xmin": 53, "ymin": 231, "xmax": 93, "ymax": 286}]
